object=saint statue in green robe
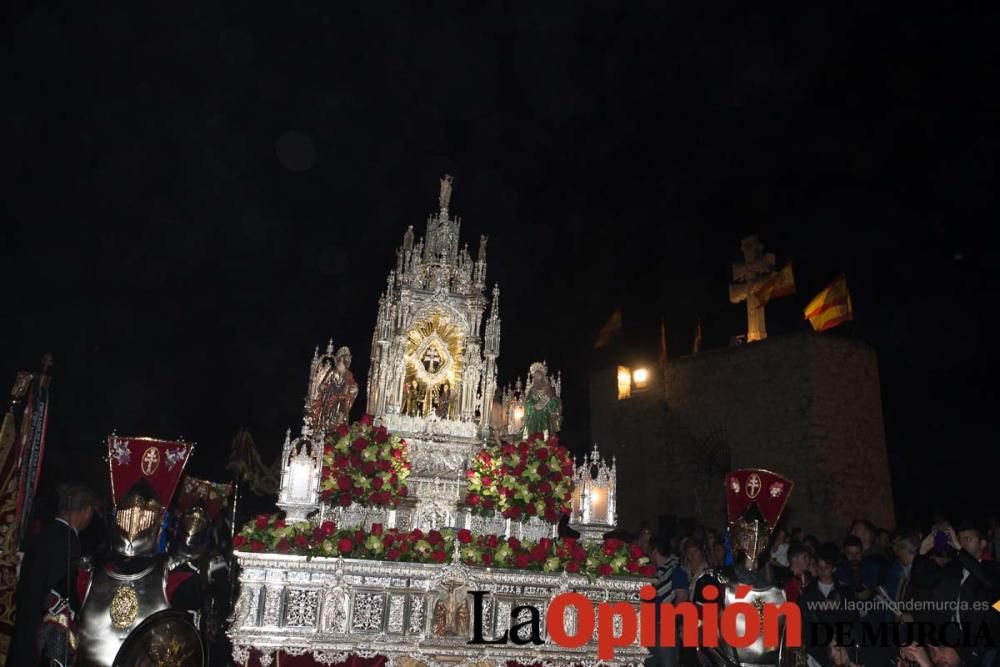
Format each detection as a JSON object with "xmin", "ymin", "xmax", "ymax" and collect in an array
[{"xmin": 522, "ymin": 362, "xmax": 561, "ymax": 439}]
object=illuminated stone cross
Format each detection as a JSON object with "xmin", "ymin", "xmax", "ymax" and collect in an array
[{"xmin": 729, "ymin": 235, "xmax": 776, "ymax": 342}]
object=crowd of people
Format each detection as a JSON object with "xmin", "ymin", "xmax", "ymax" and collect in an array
[{"xmin": 617, "ymin": 517, "xmax": 1000, "ymax": 667}]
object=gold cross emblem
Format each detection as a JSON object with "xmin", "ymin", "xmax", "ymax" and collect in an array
[{"xmin": 141, "ymin": 447, "xmax": 160, "ymax": 476}]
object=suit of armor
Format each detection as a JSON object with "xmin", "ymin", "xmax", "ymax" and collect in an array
[
  {"xmin": 695, "ymin": 469, "xmax": 796, "ymax": 667},
  {"xmin": 78, "ymin": 559, "xmax": 170, "ymax": 667},
  {"xmin": 77, "ymin": 436, "xmax": 193, "ymax": 667}
]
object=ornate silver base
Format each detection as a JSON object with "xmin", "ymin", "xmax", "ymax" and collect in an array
[{"xmin": 229, "ymin": 552, "xmax": 650, "ymax": 666}]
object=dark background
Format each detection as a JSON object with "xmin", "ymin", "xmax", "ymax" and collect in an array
[{"xmin": 2, "ymin": 2, "xmax": 997, "ymax": 531}]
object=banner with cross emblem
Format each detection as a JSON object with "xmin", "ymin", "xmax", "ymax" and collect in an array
[{"xmin": 107, "ymin": 436, "xmax": 193, "ymax": 510}]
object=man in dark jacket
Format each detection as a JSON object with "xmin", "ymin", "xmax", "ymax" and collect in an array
[
  {"xmin": 7, "ymin": 485, "xmax": 95, "ymax": 666},
  {"xmin": 911, "ymin": 521, "xmax": 1000, "ymax": 665}
]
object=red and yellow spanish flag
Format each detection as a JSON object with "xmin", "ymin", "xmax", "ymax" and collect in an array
[
  {"xmin": 753, "ymin": 262, "xmax": 796, "ymax": 308},
  {"xmin": 804, "ymin": 276, "xmax": 853, "ymax": 332}
]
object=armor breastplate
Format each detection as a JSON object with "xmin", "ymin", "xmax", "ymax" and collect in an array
[
  {"xmin": 702, "ymin": 568, "xmax": 788, "ymax": 667},
  {"xmin": 78, "ymin": 559, "xmax": 170, "ymax": 667}
]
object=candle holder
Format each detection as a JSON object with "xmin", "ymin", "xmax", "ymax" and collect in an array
[
  {"xmin": 569, "ymin": 443, "xmax": 617, "ymax": 543},
  {"xmin": 276, "ymin": 428, "xmax": 323, "ymax": 523}
]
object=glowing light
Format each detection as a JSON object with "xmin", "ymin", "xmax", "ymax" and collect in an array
[
  {"xmin": 617, "ymin": 366, "xmax": 632, "ymax": 400},
  {"xmin": 632, "ymin": 367, "xmax": 650, "ymax": 390}
]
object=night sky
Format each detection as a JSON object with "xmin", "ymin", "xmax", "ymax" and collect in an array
[{"xmin": 3, "ymin": 3, "xmax": 997, "ymax": 529}]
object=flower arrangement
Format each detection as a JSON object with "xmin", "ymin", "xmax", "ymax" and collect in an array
[
  {"xmin": 465, "ymin": 433, "xmax": 575, "ymax": 523},
  {"xmin": 234, "ymin": 513, "xmax": 654, "ymax": 579},
  {"xmin": 319, "ymin": 415, "xmax": 411, "ymax": 508}
]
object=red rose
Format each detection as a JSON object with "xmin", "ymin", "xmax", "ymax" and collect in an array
[
  {"xmin": 427, "ymin": 530, "xmax": 443, "ymax": 546},
  {"xmin": 411, "ymin": 529, "xmax": 424, "ymax": 540},
  {"xmin": 336, "ymin": 423, "xmax": 350, "ymax": 436},
  {"xmin": 398, "ymin": 485, "xmax": 408, "ymax": 497},
  {"xmin": 457, "ymin": 529, "xmax": 472, "ymax": 544},
  {"xmin": 337, "ymin": 476, "xmax": 352, "ymax": 491},
  {"xmin": 544, "ymin": 508, "xmax": 558, "ymax": 523},
  {"xmin": 374, "ymin": 428, "xmax": 388, "ymax": 444},
  {"xmin": 378, "ymin": 460, "xmax": 391, "ymax": 471},
  {"xmin": 466, "ymin": 493, "xmax": 480, "ymax": 506},
  {"xmin": 387, "ymin": 548, "xmax": 401, "ymax": 561},
  {"xmin": 486, "ymin": 534, "xmax": 499, "ymax": 549},
  {"xmin": 255, "ymin": 515, "xmax": 269, "ymax": 530},
  {"xmin": 360, "ymin": 414, "xmax": 374, "ymax": 425},
  {"xmin": 506, "ymin": 506, "xmax": 522, "ymax": 520},
  {"xmin": 352, "ymin": 437, "xmax": 369, "ymax": 452},
  {"xmin": 538, "ymin": 538, "xmax": 552, "ymax": 551},
  {"xmin": 550, "ymin": 472, "xmax": 563, "ymax": 483},
  {"xmin": 603, "ymin": 541, "xmax": 619, "ymax": 556},
  {"xmin": 598, "ymin": 564, "xmax": 613, "ymax": 577},
  {"xmin": 334, "ymin": 454, "xmax": 348, "ymax": 468},
  {"xmin": 566, "ymin": 561, "xmax": 580, "ymax": 573},
  {"xmin": 373, "ymin": 477, "xmax": 384, "ymax": 490},
  {"xmin": 562, "ymin": 464, "xmax": 574, "ymax": 476},
  {"xmin": 515, "ymin": 554, "xmax": 530, "ymax": 568},
  {"xmin": 350, "ymin": 454, "xmax": 362, "ymax": 467},
  {"xmin": 572, "ymin": 544, "xmax": 588, "ymax": 561},
  {"xmin": 627, "ymin": 560, "xmax": 640, "ymax": 573},
  {"xmin": 337, "ymin": 538, "xmax": 353, "ymax": 553},
  {"xmin": 537, "ymin": 463, "xmax": 550, "ymax": 477},
  {"xmin": 391, "ymin": 448, "xmax": 403, "ymax": 459},
  {"xmin": 233, "ymin": 535, "xmax": 247, "ymax": 548},
  {"xmin": 431, "ymin": 550, "xmax": 447, "ymax": 563},
  {"xmin": 529, "ymin": 545, "xmax": 547, "ymax": 562},
  {"xmin": 539, "ymin": 481, "xmax": 552, "ymax": 494},
  {"xmin": 294, "ymin": 534, "xmax": 309, "ymax": 549},
  {"xmin": 322, "ymin": 521, "xmax": 336, "ymax": 535},
  {"xmin": 250, "ymin": 540, "xmax": 265, "ymax": 552},
  {"xmin": 630, "ymin": 545, "xmax": 644, "ymax": 559},
  {"xmin": 482, "ymin": 553, "xmax": 494, "ymax": 566},
  {"xmin": 482, "ymin": 499, "xmax": 494, "ymax": 510},
  {"xmin": 536, "ymin": 447, "xmax": 549, "ymax": 461},
  {"xmin": 276, "ymin": 538, "xmax": 290, "ymax": 554},
  {"xmin": 382, "ymin": 534, "xmax": 395, "ymax": 547},
  {"xmin": 371, "ymin": 523, "xmax": 383, "ymax": 536},
  {"xmin": 362, "ymin": 462, "xmax": 376, "ymax": 475},
  {"xmin": 400, "ymin": 542, "xmax": 410, "ymax": 555},
  {"xmin": 640, "ymin": 565, "xmax": 657, "ymax": 577},
  {"xmin": 525, "ymin": 504, "xmax": 536, "ymax": 516},
  {"xmin": 339, "ymin": 494, "xmax": 352, "ymax": 507}
]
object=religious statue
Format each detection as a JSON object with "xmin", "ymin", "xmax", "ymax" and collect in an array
[
  {"xmin": 311, "ymin": 347, "xmax": 359, "ymax": 433},
  {"xmin": 438, "ymin": 174, "xmax": 454, "ymax": 212},
  {"xmin": 403, "ymin": 224, "xmax": 415, "ymax": 252},
  {"xmin": 434, "ymin": 383, "xmax": 451, "ymax": 419},
  {"xmin": 429, "ymin": 580, "xmax": 470, "ymax": 638},
  {"xmin": 402, "ymin": 379, "xmax": 420, "ymax": 417},
  {"xmin": 431, "ymin": 599, "xmax": 449, "ymax": 637},
  {"xmin": 478, "ymin": 234, "xmax": 488, "ymax": 259},
  {"xmin": 522, "ymin": 362, "xmax": 561, "ymax": 439}
]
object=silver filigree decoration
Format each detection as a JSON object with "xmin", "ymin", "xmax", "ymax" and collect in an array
[
  {"xmin": 387, "ymin": 594, "xmax": 405, "ymax": 634},
  {"xmin": 408, "ymin": 595, "xmax": 425, "ymax": 635},
  {"xmin": 284, "ymin": 589, "xmax": 319, "ymax": 627},
  {"xmin": 262, "ymin": 586, "xmax": 283, "ymax": 627},
  {"xmin": 352, "ymin": 593, "xmax": 384, "ymax": 631}
]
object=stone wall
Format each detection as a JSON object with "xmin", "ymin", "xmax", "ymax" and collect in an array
[{"xmin": 590, "ymin": 333, "xmax": 894, "ymax": 539}]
